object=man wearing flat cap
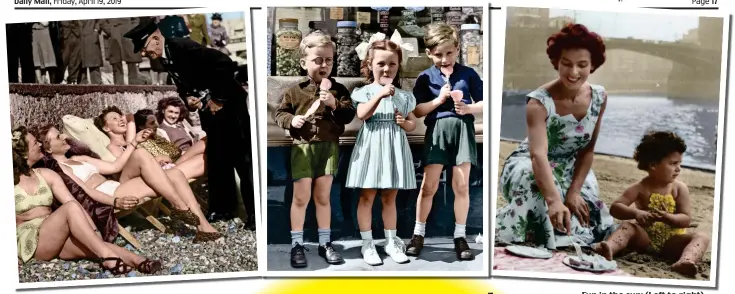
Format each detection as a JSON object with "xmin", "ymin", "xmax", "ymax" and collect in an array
[{"xmin": 124, "ymin": 17, "xmax": 256, "ymax": 230}]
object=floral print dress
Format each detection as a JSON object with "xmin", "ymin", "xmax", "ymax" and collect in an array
[{"xmin": 495, "ymin": 84, "xmax": 615, "ymax": 249}]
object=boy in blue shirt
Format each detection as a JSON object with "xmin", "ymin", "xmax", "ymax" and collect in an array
[{"xmin": 408, "ymin": 23, "xmax": 484, "ymax": 261}]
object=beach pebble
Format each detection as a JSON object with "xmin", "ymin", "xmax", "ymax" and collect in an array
[{"xmin": 18, "ymin": 218, "xmax": 257, "ymax": 283}]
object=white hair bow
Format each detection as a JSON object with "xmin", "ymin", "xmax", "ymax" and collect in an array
[{"xmin": 355, "ymin": 30, "xmax": 415, "ymax": 61}]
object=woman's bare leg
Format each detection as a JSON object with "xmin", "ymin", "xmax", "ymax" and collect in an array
[
  {"xmin": 178, "ymin": 140, "xmax": 206, "ymax": 163},
  {"xmin": 34, "ymin": 201, "xmax": 119, "ymax": 268},
  {"xmin": 593, "ymin": 221, "xmax": 651, "ymax": 260},
  {"xmin": 164, "ymin": 168, "xmax": 218, "ymax": 233},
  {"xmin": 174, "ymin": 153, "xmax": 205, "ymax": 179},
  {"xmin": 381, "ymin": 189, "xmax": 398, "ymax": 230},
  {"xmin": 116, "ymin": 148, "xmax": 188, "ymax": 210},
  {"xmin": 57, "ymin": 236, "xmax": 146, "ymax": 268}
]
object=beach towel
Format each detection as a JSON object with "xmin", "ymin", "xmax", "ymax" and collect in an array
[{"xmin": 493, "ymin": 247, "xmax": 632, "ymax": 276}]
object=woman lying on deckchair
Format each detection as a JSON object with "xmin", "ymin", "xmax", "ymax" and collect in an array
[
  {"xmin": 100, "ymin": 106, "xmax": 205, "ymax": 180},
  {"xmin": 13, "ymin": 126, "xmax": 161, "ymax": 274},
  {"xmin": 36, "ymin": 124, "xmax": 222, "ymax": 243}
]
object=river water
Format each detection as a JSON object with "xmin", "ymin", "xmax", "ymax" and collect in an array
[{"xmin": 500, "ymin": 92, "xmax": 720, "ymax": 171}]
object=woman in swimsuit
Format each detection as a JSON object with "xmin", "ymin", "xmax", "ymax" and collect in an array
[
  {"xmin": 36, "ymin": 125, "xmax": 222, "ymax": 243},
  {"xmin": 13, "ymin": 126, "xmax": 161, "ymax": 274},
  {"xmin": 133, "ymin": 108, "xmax": 205, "ymax": 179}
]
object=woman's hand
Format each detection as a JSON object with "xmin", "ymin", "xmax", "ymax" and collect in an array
[
  {"xmin": 134, "ymin": 129, "xmax": 153, "ymax": 144},
  {"xmin": 565, "ymin": 191, "xmax": 590, "ymax": 227},
  {"xmin": 155, "ymin": 155, "xmax": 173, "ymax": 166},
  {"xmin": 114, "ymin": 196, "xmax": 140, "ymax": 210},
  {"xmin": 548, "ymin": 199, "xmax": 572, "ymax": 234},
  {"xmin": 379, "ymin": 84, "xmax": 395, "ymax": 98}
]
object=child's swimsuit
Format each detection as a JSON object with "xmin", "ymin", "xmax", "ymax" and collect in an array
[{"xmin": 645, "ymin": 193, "xmax": 687, "ymax": 252}]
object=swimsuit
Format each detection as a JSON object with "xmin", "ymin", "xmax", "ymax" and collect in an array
[
  {"xmin": 59, "ymin": 161, "xmax": 120, "ymax": 197},
  {"xmin": 645, "ymin": 193, "xmax": 687, "ymax": 252},
  {"xmin": 15, "ymin": 169, "xmax": 54, "ymax": 263}
]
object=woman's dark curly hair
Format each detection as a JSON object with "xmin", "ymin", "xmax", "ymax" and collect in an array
[
  {"xmin": 134, "ymin": 109, "xmax": 156, "ymax": 132},
  {"xmin": 546, "ymin": 23, "xmax": 606, "ymax": 73},
  {"xmin": 633, "ymin": 131, "xmax": 687, "ymax": 171},
  {"xmin": 156, "ymin": 96, "xmax": 191, "ymax": 125},
  {"xmin": 12, "ymin": 126, "xmax": 31, "ymax": 185}
]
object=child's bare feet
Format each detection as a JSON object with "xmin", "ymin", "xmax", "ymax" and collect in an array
[
  {"xmin": 671, "ymin": 260, "xmax": 698, "ymax": 277},
  {"xmin": 593, "ymin": 241, "xmax": 614, "ymax": 261}
]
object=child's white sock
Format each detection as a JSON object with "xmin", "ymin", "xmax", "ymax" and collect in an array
[
  {"xmin": 453, "ymin": 223, "xmax": 466, "ymax": 239},
  {"xmin": 413, "ymin": 221, "xmax": 426, "ymax": 236},
  {"xmin": 360, "ymin": 231, "xmax": 373, "ymax": 246},
  {"xmin": 384, "ymin": 229, "xmax": 397, "ymax": 240}
]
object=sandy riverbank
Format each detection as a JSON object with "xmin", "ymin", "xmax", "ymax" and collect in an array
[{"xmin": 495, "ymin": 141, "xmax": 717, "ymax": 280}]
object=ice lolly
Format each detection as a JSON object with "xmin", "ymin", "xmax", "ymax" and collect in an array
[
  {"xmin": 379, "ymin": 77, "xmax": 393, "ymax": 86},
  {"xmin": 304, "ymin": 99, "xmax": 321, "ymax": 118},
  {"xmin": 450, "ymin": 90, "xmax": 464, "ymax": 102},
  {"xmin": 320, "ymin": 78, "xmax": 332, "ymax": 91}
]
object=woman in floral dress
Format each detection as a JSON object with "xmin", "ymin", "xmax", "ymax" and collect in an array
[{"xmin": 495, "ymin": 23, "xmax": 615, "ymax": 249}]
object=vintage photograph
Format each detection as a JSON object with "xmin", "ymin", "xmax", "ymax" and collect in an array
[
  {"xmin": 265, "ymin": 6, "xmax": 486, "ymax": 272},
  {"xmin": 8, "ymin": 11, "xmax": 258, "ymax": 283},
  {"xmin": 493, "ymin": 7, "xmax": 727, "ymax": 283}
]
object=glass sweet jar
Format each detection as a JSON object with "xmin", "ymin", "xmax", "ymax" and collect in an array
[
  {"xmin": 335, "ymin": 21, "xmax": 361, "ymax": 77},
  {"xmin": 275, "ymin": 18, "xmax": 302, "ymax": 76},
  {"xmin": 460, "ymin": 23, "xmax": 482, "ymax": 75}
]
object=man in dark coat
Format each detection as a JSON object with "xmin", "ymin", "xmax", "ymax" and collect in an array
[
  {"xmin": 80, "ymin": 19, "xmax": 103, "ymax": 84},
  {"xmin": 59, "ymin": 20, "xmax": 83, "ymax": 84},
  {"xmin": 100, "ymin": 17, "xmax": 143, "ymax": 85},
  {"xmin": 123, "ymin": 18, "xmax": 256, "ymax": 230},
  {"xmin": 6, "ymin": 23, "xmax": 36, "ymax": 83}
]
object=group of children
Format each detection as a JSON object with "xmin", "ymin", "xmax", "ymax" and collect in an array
[{"xmin": 274, "ymin": 23, "xmax": 483, "ymax": 268}]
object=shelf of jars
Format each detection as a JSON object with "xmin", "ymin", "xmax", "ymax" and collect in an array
[{"xmin": 266, "ymin": 7, "xmax": 484, "ymax": 147}]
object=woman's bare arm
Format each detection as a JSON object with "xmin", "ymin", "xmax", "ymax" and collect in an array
[
  {"xmin": 526, "ymin": 99, "xmax": 561, "ymax": 205},
  {"xmin": 75, "ymin": 141, "xmax": 138, "ymax": 175}
]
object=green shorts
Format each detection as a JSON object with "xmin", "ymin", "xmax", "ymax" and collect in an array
[
  {"xmin": 424, "ymin": 116, "xmax": 478, "ymax": 167},
  {"xmin": 290, "ymin": 141, "xmax": 339, "ymax": 180}
]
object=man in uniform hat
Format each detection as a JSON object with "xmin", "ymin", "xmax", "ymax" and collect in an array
[{"xmin": 123, "ymin": 17, "xmax": 256, "ymax": 231}]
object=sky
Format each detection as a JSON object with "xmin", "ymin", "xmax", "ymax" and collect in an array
[{"xmin": 549, "ymin": 9, "xmax": 700, "ymax": 42}]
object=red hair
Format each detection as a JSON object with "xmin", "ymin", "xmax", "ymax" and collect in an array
[
  {"xmin": 546, "ymin": 23, "xmax": 606, "ymax": 73},
  {"xmin": 360, "ymin": 39, "xmax": 403, "ymax": 87}
]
